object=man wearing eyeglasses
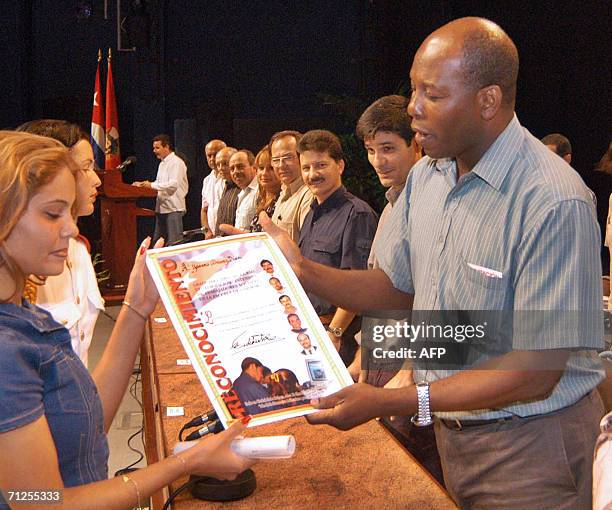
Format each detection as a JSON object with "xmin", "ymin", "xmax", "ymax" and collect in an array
[{"xmin": 269, "ymin": 130, "xmax": 313, "ymax": 242}]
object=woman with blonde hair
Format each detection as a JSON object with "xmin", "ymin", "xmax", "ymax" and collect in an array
[
  {"xmin": 17, "ymin": 119, "xmax": 103, "ymax": 367},
  {"xmin": 250, "ymin": 144, "xmax": 281, "ymax": 232},
  {"xmin": 0, "ymin": 131, "xmax": 253, "ymax": 509}
]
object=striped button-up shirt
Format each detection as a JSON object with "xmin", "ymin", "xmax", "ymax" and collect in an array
[
  {"xmin": 215, "ymin": 180, "xmax": 240, "ymax": 235},
  {"xmin": 378, "ymin": 115, "xmax": 604, "ymax": 420}
]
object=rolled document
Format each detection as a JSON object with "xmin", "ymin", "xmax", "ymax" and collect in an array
[{"xmin": 173, "ymin": 435, "xmax": 296, "ymax": 459}]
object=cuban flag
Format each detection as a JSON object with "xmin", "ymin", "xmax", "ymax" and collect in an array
[
  {"xmin": 90, "ymin": 51, "xmax": 105, "ymax": 170},
  {"xmin": 105, "ymin": 49, "xmax": 121, "ymax": 170}
]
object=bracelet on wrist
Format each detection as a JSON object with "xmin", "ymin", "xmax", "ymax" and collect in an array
[
  {"xmin": 122, "ymin": 474, "xmax": 141, "ymax": 509},
  {"xmin": 122, "ymin": 300, "xmax": 148, "ymax": 322}
]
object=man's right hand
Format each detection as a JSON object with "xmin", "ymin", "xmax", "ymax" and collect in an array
[
  {"xmin": 259, "ymin": 212, "xmax": 305, "ymax": 277},
  {"xmin": 220, "ymin": 213, "xmax": 305, "ymax": 278}
]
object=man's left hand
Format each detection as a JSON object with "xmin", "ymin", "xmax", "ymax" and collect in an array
[{"xmin": 306, "ymin": 383, "xmax": 383, "ymax": 431}]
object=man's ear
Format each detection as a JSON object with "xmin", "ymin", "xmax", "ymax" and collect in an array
[
  {"xmin": 338, "ymin": 159, "xmax": 345, "ymax": 175},
  {"xmin": 477, "ymin": 85, "xmax": 503, "ymax": 121}
]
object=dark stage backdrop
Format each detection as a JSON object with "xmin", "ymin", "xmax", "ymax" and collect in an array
[{"xmin": 0, "ymin": 1, "xmax": 610, "ymax": 260}]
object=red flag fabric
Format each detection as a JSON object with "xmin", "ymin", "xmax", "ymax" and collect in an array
[
  {"xmin": 105, "ymin": 50, "xmax": 121, "ymax": 170},
  {"xmin": 90, "ymin": 51, "xmax": 105, "ymax": 170}
]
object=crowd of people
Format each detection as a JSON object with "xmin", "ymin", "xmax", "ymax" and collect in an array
[{"xmin": 0, "ymin": 14, "xmax": 610, "ymax": 510}]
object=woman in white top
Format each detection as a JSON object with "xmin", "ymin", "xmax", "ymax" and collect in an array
[{"xmin": 18, "ymin": 120, "xmax": 103, "ymax": 366}]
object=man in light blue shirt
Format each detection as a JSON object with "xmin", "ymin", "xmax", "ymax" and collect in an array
[{"xmin": 254, "ymin": 16, "xmax": 605, "ymax": 509}]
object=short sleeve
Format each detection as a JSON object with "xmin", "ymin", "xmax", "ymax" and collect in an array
[
  {"xmin": 339, "ymin": 206, "xmax": 378, "ymax": 270},
  {"xmin": 0, "ymin": 329, "xmax": 44, "ymax": 432},
  {"xmin": 513, "ymin": 199, "xmax": 603, "ymax": 350}
]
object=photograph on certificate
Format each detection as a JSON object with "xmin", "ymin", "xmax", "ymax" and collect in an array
[{"xmin": 146, "ymin": 232, "xmax": 353, "ymax": 427}]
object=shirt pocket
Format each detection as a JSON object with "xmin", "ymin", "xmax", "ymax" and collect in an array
[
  {"xmin": 43, "ymin": 302, "xmax": 81, "ymax": 330},
  {"xmin": 458, "ymin": 256, "xmax": 509, "ymax": 309},
  {"xmin": 46, "ymin": 349, "xmax": 95, "ymax": 415},
  {"xmin": 311, "ymin": 237, "xmax": 341, "ymax": 267}
]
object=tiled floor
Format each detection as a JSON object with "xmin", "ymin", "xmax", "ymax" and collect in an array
[{"xmin": 88, "ymin": 305, "xmax": 147, "ymax": 478}]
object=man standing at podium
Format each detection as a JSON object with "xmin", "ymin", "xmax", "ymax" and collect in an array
[{"xmin": 134, "ymin": 134, "xmax": 188, "ymax": 244}]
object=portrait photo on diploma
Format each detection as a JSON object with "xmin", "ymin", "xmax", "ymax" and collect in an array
[{"xmin": 146, "ymin": 232, "xmax": 353, "ymax": 427}]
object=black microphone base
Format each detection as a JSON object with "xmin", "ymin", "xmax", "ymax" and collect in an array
[{"xmin": 189, "ymin": 469, "xmax": 256, "ymax": 501}]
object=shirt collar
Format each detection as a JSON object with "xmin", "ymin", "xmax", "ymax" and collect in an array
[
  {"xmin": 470, "ymin": 114, "xmax": 523, "ymax": 191},
  {"xmin": 281, "ymin": 176, "xmax": 306, "ymax": 199},
  {"xmin": 431, "ymin": 114, "xmax": 523, "ymax": 192},
  {"xmin": 386, "ymin": 185, "xmax": 404, "ymax": 206},
  {"xmin": 311, "ymin": 185, "xmax": 347, "ymax": 211},
  {"xmin": 0, "ymin": 301, "xmax": 66, "ymax": 334},
  {"xmin": 224, "ymin": 179, "xmax": 239, "ymax": 190},
  {"xmin": 247, "ymin": 176, "xmax": 259, "ymax": 192},
  {"xmin": 238, "ymin": 177, "xmax": 259, "ymax": 198}
]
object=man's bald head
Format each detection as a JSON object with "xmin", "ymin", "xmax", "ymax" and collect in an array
[
  {"xmin": 409, "ymin": 17, "xmax": 518, "ymax": 171},
  {"xmin": 205, "ymin": 139, "xmax": 226, "ymax": 173},
  {"xmin": 424, "ymin": 17, "xmax": 519, "ymax": 107},
  {"xmin": 206, "ymin": 139, "xmax": 226, "ymax": 153}
]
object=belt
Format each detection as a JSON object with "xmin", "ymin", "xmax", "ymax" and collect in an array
[
  {"xmin": 439, "ymin": 391, "xmax": 595, "ymax": 431},
  {"xmin": 439, "ymin": 415, "xmax": 521, "ymax": 430}
]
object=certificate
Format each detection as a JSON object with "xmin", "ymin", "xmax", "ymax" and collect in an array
[{"xmin": 146, "ymin": 233, "xmax": 353, "ymax": 427}]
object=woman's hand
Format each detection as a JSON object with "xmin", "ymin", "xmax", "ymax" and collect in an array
[
  {"xmin": 181, "ymin": 420, "xmax": 256, "ymax": 480},
  {"xmin": 124, "ymin": 236, "xmax": 164, "ymax": 317}
]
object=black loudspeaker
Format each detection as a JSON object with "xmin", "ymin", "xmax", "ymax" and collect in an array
[
  {"xmin": 189, "ymin": 470, "xmax": 257, "ymax": 501},
  {"xmin": 173, "ymin": 118, "xmax": 200, "ymax": 231}
]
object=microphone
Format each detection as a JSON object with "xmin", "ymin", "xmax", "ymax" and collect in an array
[
  {"xmin": 117, "ymin": 156, "xmax": 137, "ymax": 172},
  {"xmin": 182, "ymin": 227, "xmax": 206, "ymax": 238},
  {"xmin": 169, "ymin": 227, "xmax": 211, "ymax": 246},
  {"xmin": 184, "ymin": 419, "xmax": 223, "ymax": 441},
  {"xmin": 183, "ymin": 409, "xmax": 218, "ymax": 429}
]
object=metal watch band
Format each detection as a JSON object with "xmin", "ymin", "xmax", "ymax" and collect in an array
[
  {"xmin": 326, "ymin": 326, "xmax": 343, "ymax": 337},
  {"xmin": 411, "ymin": 382, "xmax": 434, "ymax": 427}
]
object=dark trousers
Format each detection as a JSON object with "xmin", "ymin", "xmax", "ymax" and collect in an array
[{"xmin": 153, "ymin": 211, "xmax": 184, "ymax": 245}]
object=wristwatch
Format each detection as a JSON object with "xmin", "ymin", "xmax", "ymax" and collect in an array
[
  {"xmin": 326, "ymin": 325, "xmax": 344, "ymax": 337},
  {"xmin": 411, "ymin": 382, "xmax": 434, "ymax": 427}
]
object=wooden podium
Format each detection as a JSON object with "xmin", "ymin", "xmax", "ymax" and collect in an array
[{"xmin": 100, "ymin": 167, "xmax": 157, "ymax": 298}]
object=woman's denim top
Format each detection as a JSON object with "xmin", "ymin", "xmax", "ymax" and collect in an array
[{"xmin": 0, "ymin": 301, "xmax": 108, "ymax": 487}]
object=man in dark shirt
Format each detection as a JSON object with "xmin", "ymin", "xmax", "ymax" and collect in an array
[
  {"xmin": 215, "ymin": 146, "xmax": 240, "ymax": 236},
  {"xmin": 232, "ymin": 357, "xmax": 270, "ymax": 415},
  {"xmin": 297, "ymin": 129, "xmax": 378, "ymax": 364}
]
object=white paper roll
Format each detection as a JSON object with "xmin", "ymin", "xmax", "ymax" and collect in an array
[
  {"xmin": 172, "ymin": 435, "xmax": 297, "ymax": 460},
  {"xmin": 230, "ymin": 435, "xmax": 296, "ymax": 459}
]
